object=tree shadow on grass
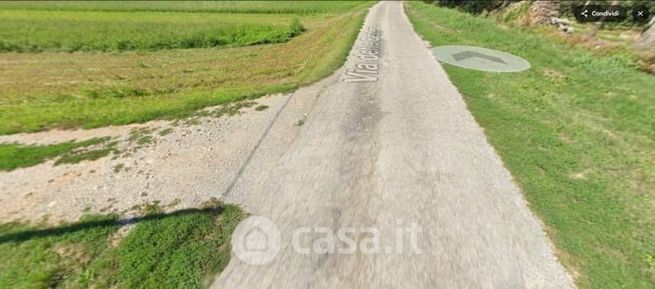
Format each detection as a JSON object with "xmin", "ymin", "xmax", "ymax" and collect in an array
[{"xmin": 0, "ymin": 206, "xmax": 226, "ymax": 244}]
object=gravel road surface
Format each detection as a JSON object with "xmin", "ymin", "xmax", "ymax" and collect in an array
[{"xmin": 211, "ymin": 2, "xmax": 575, "ymax": 288}]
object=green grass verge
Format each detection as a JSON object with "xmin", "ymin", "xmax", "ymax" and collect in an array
[
  {"xmin": 406, "ymin": 2, "xmax": 654, "ymax": 289},
  {"xmin": 0, "ymin": 202, "xmax": 245, "ymax": 289},
  {"xmin": 0, "ymin": 3, "xmax": 371, "ymax": 135},
  {"xmin": 0, "ymin": 137, "xmax": 112, "ymax": 171},
  {"xmin": 0, "ymin": 10, "xmax": 303, "ymax": 52}
]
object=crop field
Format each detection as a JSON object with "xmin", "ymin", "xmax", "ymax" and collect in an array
[
  {"xmin": 0, "ymin": 10, "xmax": 303, "ymax": 52},
  {"xmin": 0, "ymin": 1, "xmax": 372, "ymax": 134},
  {"xmin": 0, "ymin": 1, "xmax": 366, "ymax": 14}
]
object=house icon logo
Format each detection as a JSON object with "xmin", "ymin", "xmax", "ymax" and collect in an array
[
  {"xmin": 244, "ymin": 226, "xmax": 269, "ymax": 252},
  {"xmin": 231, "ymin": 216, "xmax": 281, "ymax": 265}
]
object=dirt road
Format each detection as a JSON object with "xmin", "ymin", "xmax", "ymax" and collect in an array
[{"xmin": 211, "ymin": 1, "xmax": 575, "ymax": 288}]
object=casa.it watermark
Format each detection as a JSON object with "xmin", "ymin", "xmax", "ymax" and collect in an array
[{"xmin": 231, "ymin": 216, "xmax": 423, "ymax": 265}]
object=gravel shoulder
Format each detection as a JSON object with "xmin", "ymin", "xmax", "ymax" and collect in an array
[{"xmin": 0, "ymin": 73, "xmax": 336, "ymax": 223}]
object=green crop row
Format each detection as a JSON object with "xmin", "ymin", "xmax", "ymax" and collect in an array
[
  {"xmin": 0, "ymin": 1, "xmax": 370, "ymax": 14},
  {"xmin": 0, "ymin": 10, "xmax": 304, "ymax": 52}
]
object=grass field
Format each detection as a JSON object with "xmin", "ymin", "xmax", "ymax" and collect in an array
[
  {"xmin": 406, "ymin": 2, "xmax": 654, "ymax": 289},
  {"xmin": 0, "ymin": 10, "xmax": 303, "ymax": 52},
  {"xmin": 0, "ymin": 1, "xmax": 372, "ymax": 135},
  {"xmin": 0, "ymin": 202, "xmax": 245, "ymax": 289},
  {"xmin": 0, "ymin": 1, "xmax": 366, "ymax": 14}
]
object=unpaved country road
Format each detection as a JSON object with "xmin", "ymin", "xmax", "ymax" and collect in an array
[{"xmin": 212, "ymin": 2, "xmax": 575, "ymax": 288}]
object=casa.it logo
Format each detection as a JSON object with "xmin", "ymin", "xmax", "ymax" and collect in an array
[
  {"xmin": 232, "ymin": 216, "xmax": 424, "ymax": 266},
  {"xmin": 231, "ymin": 216, "xmax": 281, "ymax": 265}
]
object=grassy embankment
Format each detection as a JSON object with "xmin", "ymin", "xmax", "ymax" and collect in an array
[
  {"xmin": 406, "ymin": 2, "xmax": 654, "ymax": 289},
  {"xmin": 0, "ymin": 202, "xmax": 245, "ymax": 289},
  {"xmin": 490, "ymin": 1, "xmax": 654, "ymax": 74},
  {"xmin": 0, "ymin": 1, "xmax": 372, "ymax": 135}
]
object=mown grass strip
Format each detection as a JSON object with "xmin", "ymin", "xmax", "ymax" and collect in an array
[
  {"xmin": 0, "ymin": 137, "xmax": 111, "ymax": 171},
  {"xmin": 406, "ymin": 2, "xmax": 654, "ymax": 289},
  {"xmin": 0, "ymin": 202, "xmax": 245, "ymax": 289}
]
